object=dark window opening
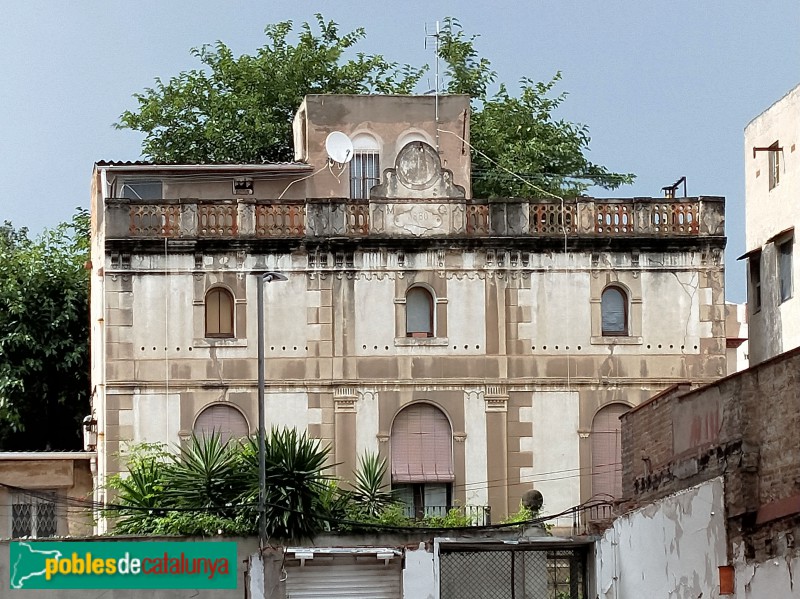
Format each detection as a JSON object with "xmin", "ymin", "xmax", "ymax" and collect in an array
[{"xmin": 601, "ymin": 286, "xmax": 628, "ymax": 336}]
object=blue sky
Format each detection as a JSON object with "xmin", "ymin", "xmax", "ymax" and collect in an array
[{"xmin": 1, "ymin": 1, "xmax": 798, "ymax": 301}]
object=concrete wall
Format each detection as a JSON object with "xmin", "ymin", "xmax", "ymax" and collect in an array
[
  {"xmin": 744, "ymin": 82, "xmax": 800, "ymax": 364},
  {"xmin": 595, "ymin": 477, "xmax": 727, "ymax": 599}
]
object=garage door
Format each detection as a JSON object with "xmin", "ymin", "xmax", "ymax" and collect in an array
[{"xmin": 285, "ymin": 554, "xmax": 402, "ymax": 598}]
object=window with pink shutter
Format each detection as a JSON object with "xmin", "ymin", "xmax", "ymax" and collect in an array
[
  {"xmin": 194, "ymin": 404, "xmax": 249, "ymax": 444},
  {"xmin": 591, "ymin": 403, "xmax": 629, "ymax": 500},
  {"xmin": 391, "ymin": 403, "xmax": 454, "ymax": 483}
]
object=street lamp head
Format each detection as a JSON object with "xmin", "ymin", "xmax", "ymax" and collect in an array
[{"xmin": 262, "ymin": 272, "xmax": 288, "ymax": 283}]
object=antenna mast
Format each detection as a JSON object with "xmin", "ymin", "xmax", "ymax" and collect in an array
[{"xmin": 425, "ymin": 21, "xmax": 441, "ymax": 151}]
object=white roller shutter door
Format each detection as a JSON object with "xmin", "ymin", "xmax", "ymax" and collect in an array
[{"xmin": 285, "ymin": 555, "xmax": 401, "ymax": 599}]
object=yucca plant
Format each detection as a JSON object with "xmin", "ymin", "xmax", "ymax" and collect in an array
[
  {"xmin": 162, "ymin": 432, "xmax": 244, "ymax": 515},
  {"xmin": 240, "ymin": 427, "xmax": 334, "ymax": 540},
  {"xmin": 351, "ymin": 451, "xmax": 394, "ymax": 518}
]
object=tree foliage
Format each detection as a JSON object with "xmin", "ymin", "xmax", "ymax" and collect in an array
[
  {"xmin": 0, "ymin": 210, "xmax": 90, "ymax": 450},
  {"xmin": 437, "ymin": 18, "xmax": 634, "ymax": 197},
  {"xmin": 117, "ymin": 15, "xmax": 633, "ymax": 198},
  {"xmin": 116, "ymin": 15, "xmax": 424, "ymax": 163}
]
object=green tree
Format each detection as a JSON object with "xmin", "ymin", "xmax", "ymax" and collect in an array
[
  {"xmin": 116, "ymin": 15, "xmax": 424, "ymax": 163},
  {"xmin": 437, "ymin": 18, "xmax": 634, "ymax": 197},
  {"xmin": 0, "ymin": 210, "xmax": 90, "ymax": 450},
  {"xmin": 117, "ymin": 15, "xmax": 633, "ymax": 197}
]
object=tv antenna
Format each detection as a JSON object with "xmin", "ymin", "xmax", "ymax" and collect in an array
[
  {"xmin": 424, "ymin": 21, "xmax": 441, "ymax": 151},
  {"xmin": 325, "ymin": 131, "xmax": 354, "ymax": 165}
]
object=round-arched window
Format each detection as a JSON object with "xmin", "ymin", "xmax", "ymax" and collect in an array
[{"xmin": 194, "ymin": 404, "xmax": 249, "ymax": 444}]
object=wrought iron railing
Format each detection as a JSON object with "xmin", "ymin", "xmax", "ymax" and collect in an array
[{"xmin": 401, "ymin": 504, "xmax": 491, "ymax": 526}]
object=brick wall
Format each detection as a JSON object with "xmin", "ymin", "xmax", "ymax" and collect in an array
[{"xmin": 621, "ymin": 345, "xmax": 800, "ymax": 562}]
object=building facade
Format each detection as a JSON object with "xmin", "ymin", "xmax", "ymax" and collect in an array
[
  {"xmin": 743, "ymin": 82, "xmax": 800, "ymax": 364},
  {"xmin": 90, "ymin": 94, "xmax": 727, "ymax": 529}
]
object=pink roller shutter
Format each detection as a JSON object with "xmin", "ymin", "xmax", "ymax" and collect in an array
[
  {"xmin": 391, "ymin": 404, "xmax": 454, "ymax": 483},
  {"xmin": 591, "ymin": 404, "xmax": 629, "ymax": 500},
  {"xmin": 194, "ymin": 404, "xmax": 249, "ymax": 444}
]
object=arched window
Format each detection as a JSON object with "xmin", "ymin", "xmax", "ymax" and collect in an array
[
  {"xmin": 205, "ymin": 287, "xmax": 234, "ymax": 338},
  {"xmin": 350, "ymin": 133, "xmax": 380, "ymax": 199},
  {"xmin": 591, "ymin": 404, "xmax": 629, "ymax": 503},
  {"xmin": 194, "ymin": 404, "xmax": 249, "ymax": 444},
  {"xmin": 601, "ymin": 286, "xmax": 628, "ymax": 336},
  {"xmin": 391, "ymin": 403, "xmax": 454, "ymax": 519},
  {"xmin": 406, "ymin": 287, "xmax": 434, "ymax": 337}
]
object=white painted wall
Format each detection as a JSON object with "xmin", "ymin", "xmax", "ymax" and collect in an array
[
  {"xmin": 447, "ymin": 277, "xmax": 486, "ymax": 351},
  {"xmin": 132, "ymin": 392, "xmax": 181, "ymax": 447},
  {"xmin": 403, "ymin": 543, "xmax": 436, "ymax": 599},
  {"xmin": 463, "ymin": 389, "xmax": 488, "ymax": 506},
  {"xmin": 595, "ymin": 477, "xmax": 726, "ymax": 599},
  {"xmin": 262, "ymin": 273, "xmax": 309, "ymax": 353},
  {"xmin": 354, "ymin": 277, "xmax": 395, "ymax": 353},
  {"xmin": 521, "ymin": 391, "xmax": 580, "ymax": 526},
  {"xmin": 132, "ymin": 274, "xmax": 194, "ymax": 354},
  {"xmin": 525, "ymin": 271, "xmax": 591, "ymax": 349},
  {"xmin": 264, "ymin": 392, "xmax": 319, "ymax": 432},
  {"xmin": 640, "ymin": 270, "xmax": 700, "ymax": 351},
  {"xmin": 732, "ymin": 548, "xmax": 800, "ymax": 599},
  {"xmin": 355, "ymin": 390, "xmax": 379, "ymax": 457}
]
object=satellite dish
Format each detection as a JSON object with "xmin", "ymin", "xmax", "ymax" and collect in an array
[{"xmin": 325, "ymin": 131, "xmax": 354, "ymax": 164}]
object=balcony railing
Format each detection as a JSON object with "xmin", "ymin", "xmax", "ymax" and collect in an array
[
  {"xmin": 109, "ymin": 196, "xmax": 721, "ymax": 241},
  {"xmin": 401, "ymin": 504, "xmax": 491, "ymax": 527}
]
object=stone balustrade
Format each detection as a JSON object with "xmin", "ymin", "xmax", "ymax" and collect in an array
[{"xmin": 106, "ymin": 196, "xmax": 723, "ymax": 240}]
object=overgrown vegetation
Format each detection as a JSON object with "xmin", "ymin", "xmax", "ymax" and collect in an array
[
  {"xmin": 117, "ymin": 14, "xmax": 633, "ymax": 197},
  {"xmin": 107, "ymin": 436, "xmax": 532, "ymax": 538}
]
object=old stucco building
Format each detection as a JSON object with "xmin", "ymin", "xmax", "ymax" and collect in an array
[
  {"xmin": 89, "ymin": 94, "xmax": 727, "ymax": 529},
  {"xmin": 744, "ymin": 82, "xmax": 799, "ymax": 365}
]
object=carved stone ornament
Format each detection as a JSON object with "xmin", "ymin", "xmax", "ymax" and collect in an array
[
  {"xmin": 485, "ymin": 385, "xmax": 509, "ymax": 412},
  {"xmin": 334, "ymin": 387, "xmax": 358, "ymax": 413},
  {"xmin": 370, "ymin": 141, "xmax": 465, "ymax": 199},
  {"xmin": 453, "ymin": 433, "xmax": 467, "ymax": 443}
]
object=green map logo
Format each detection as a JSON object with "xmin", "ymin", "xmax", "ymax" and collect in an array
[{"xmin": 10, "ymin": 541, "xmax": 237, "ymax": 590}]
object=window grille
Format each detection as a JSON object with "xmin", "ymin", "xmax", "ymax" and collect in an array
[
  {"xmin": 12, "ymin": 492, "xmax": 57, "ymax": 538},
  {"xmin": 350, "ymin": 152, "xmax": 380, "ymax": 199}
]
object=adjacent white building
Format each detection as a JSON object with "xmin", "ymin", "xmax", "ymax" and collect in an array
[{"xmin": 743, "ymin": 82, "xmax": 800, "ymax": 364}]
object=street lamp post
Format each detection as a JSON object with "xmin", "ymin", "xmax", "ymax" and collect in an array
[{"xmin": 256, "ymin": 271, "xmax": 287, "ymax": 547}]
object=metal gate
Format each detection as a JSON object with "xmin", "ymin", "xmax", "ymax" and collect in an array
[
  {"xmin": 285, "ymin": 554, "xmax": 402, "ymax": 598},
  {"xmin": 439, "ymin": 546, "xmax": 587, "ymax": 599}
]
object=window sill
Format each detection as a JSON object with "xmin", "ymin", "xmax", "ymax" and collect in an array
[
  {"xmin": 193, "ymin": 338, "xmax": 248, "ymax": 348},
  {"xmin": 395, "ymin": 337, "xmax": 450, "ymax": 347},
  {"xmin": 591, "ymin": 336, "xmax": 642, "ymax": 345}
]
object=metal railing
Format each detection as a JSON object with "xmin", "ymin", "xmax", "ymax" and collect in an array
[{"xmin": 401, "ymin": 504, "xmax": 492, "ymax": 526}]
